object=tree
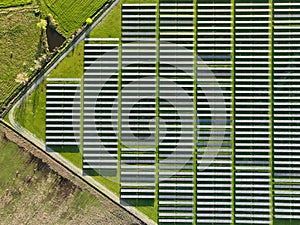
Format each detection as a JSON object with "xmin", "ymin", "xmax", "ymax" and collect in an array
[
  {"xmin": 86, "ymin": 18, "xmax": 93, "ymax": 25},
  {"xmin": 37, "ymin": 19, "xmax": 47, "ymax": 30}
]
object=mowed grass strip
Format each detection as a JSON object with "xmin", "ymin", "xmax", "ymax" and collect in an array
[
  {"xmin": 0, "ymin": 0, "xmax": 32, "ymax": 8},
  {"xmin": 39, "ymin": 0, "xmax": 107, "ymax": 37},
  {"xmin": 0, "ymin": 8, "xmax": 42, "ymax": 106}
]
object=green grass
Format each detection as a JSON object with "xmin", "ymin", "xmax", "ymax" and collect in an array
[
  {"xmin": 274, "ymin": 219, "xmax": 299, "ymax": 225},
  {"xmin": 38, "ymin": 0, "xmax": 107, "ymax": 37},
  {"xmin": 0, "ymin": 0, "xmax": 32, "ymax": 8},
  {"xmin": 0, "ymin": 7, "xmax": 42, "ymax": 106},
  {"xmin": 137, "ymin": 204, "xmax": 157, "ymax": 222},
  {"xmin": 14, "ymin": 80, "xmax": 46, "ymax": 141},
  {"xmin": 0, "ymin": 131, "xmax": 29, "ymax": 196},
  {"xmin": 49, "ymin": 41, "xmax": 84, "ymax": 78},
  {"xmin": 88, "ymin": 2, "xmax": 121, "ymax": 39},
  {"xmin": 60, "ymin": 152, "xmax": 82, "ymax": 168},
  {"xmin": 93, "ymin": 176, "xmax": 119, "ymax": 196}
]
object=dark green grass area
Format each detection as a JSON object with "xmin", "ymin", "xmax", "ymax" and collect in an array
[
  {"xmin": 274, "ymin": 219, "xmax": 299, "ymax": 225},
  {"xmin": 0, "ymin": 8, "xmax": 42, "ymax": 106},
  {"xmin": 38, "ymin": 0, "xmax": 107, "ymax": 37},
  {"xmin": 0, "ymin": 0, "xmax": 32, "ymax": 8}
]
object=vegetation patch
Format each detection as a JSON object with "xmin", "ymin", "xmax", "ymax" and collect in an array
[
  {"xmin": 0, "ymin": 128, "xmax": 141, "ymax": 224},
  {"xmin": 38, "ymin": 0, "xmax": 107, "ymax": 37},
  {"xmin": 0, "ymin": 7, "xmax": 43, "ymax": 107},
  {"xmin": 0, "ymin": 0, "xmax": 32, "ymax": 8}
]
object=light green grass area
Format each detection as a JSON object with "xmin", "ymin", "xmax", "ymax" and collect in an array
[
  {"xmin": 60, "ymin": 152, "xmax": 82, "ymax": 169},
  {"xmin": 0, "ymin": 0, "xmax": 32, "ymax": 8},
  {"xmin": 38, "ymin": 0, "xmax": 107, "ymax": 37},
  {"xmin": 137, "ymin": 205, "xmax": 157, "ymax": 222},
  {"xmin": 15, "ymin": 82, "xmax": 46, "ymax": 141},
  {"xmin": 88, "ymin": 2, "xmax": 121, "ymax": 39},
  {"xmin": 93, "ymin": 176, "xmax": 119, "ymax": 196},
  {"xmin": 47, "ymin": 41, "xmax": 84, "ymax": 79},
  {"xmin": 0, "ymin": 8, "xmax": 42, "ymax": 106}
]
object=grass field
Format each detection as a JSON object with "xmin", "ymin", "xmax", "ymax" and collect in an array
[
  {"xmin": 0, "ymin": 0, "xmax": 32, "ymax": 8},
  {"xmin": 39, "ymin": 0, "xmax": 107, "ymax": 37},
  {"xmin": 0, "ymin": 128, "xmax": 141, "ymax": 224},
  {"xmin": 0, "ymin": 7, "xmax": 42, "ymax": 107}
]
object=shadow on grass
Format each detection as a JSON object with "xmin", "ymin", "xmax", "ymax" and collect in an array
[
  {"xmin": 274, "ymin": 219, "xmax": 300, "ymax": 225},
  {"xmin": 46, "ymin": 145, "xmax": 79, "ymax": 153},
  {"xmin": 83, "ymin": 168, "xmax": 117, "ymax": 177},
  {"xmin": 121, "ymin": 198, "xmax": 154, "ymax": 207}
]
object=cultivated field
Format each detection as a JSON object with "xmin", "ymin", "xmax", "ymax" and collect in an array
[
  {"xmin": 0, "ymin": 0, "xmax": 32, "ymax": 8},
  {"xmin": 0, "ymin": 125, "xmax": 142, "ymax": 225},
  {"xmin": 39, "ymin": 0, "xmax": 107, "ymax": 37}
]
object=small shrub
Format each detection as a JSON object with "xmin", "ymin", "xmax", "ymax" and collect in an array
[
  {"xmin": 37, "ymin": 19, "xmax": 47, "ymax": 30},
  {"xmin": 34, "ymin": 9, "xmax": 40, "ymax": 17},
  {"xmin": 86, "ymin": 18, "xmax": 93, "ymax": 25},
  {"xmin": 47, "ymin": 14, "xmax": 58, "ymax": 29}
]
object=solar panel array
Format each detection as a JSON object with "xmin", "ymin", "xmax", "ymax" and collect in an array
[
  {"xmin": 158, "ymin": 1, "xmax": 195, "ymax": 224},
  {"xmin": 234, "ymin": 1, "xmax": 272, "ymax": 224},
  {"xmin": 83, "ymin": 38, "xmax": 119, "ymax": 175},
  {"xmin": 45, "ymin": 0, "xmax": 300, "ymax": 224},
  {"xmin": 46, "ymin": 78, "xmax": 81, "ymax": 149},
  {"xmin": 197, "ymin": 1, "xmax": 233, "ymax": 224},
  {"xmin": 273, "ymin": 1, "xmax": 300, "ymax": 220},
  {"xmin": 121, "ymin": 4, "xmax": 157, "ymax": 204}
]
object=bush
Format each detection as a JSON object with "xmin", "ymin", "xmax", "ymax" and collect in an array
[
  {"xmin": 34, "ymin": 9, "xmax": 40, "ymax": 17},
  {"xmin": 47, "ymin": 14, "xmax": 58, "ymax": 29},
  {"xmin": 86, "ymin": 18, "xmax": 93, "ymax": 25},
  {"xmin": 37, "ymin": 19, "xmax": 47, "ymax": 30}
]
